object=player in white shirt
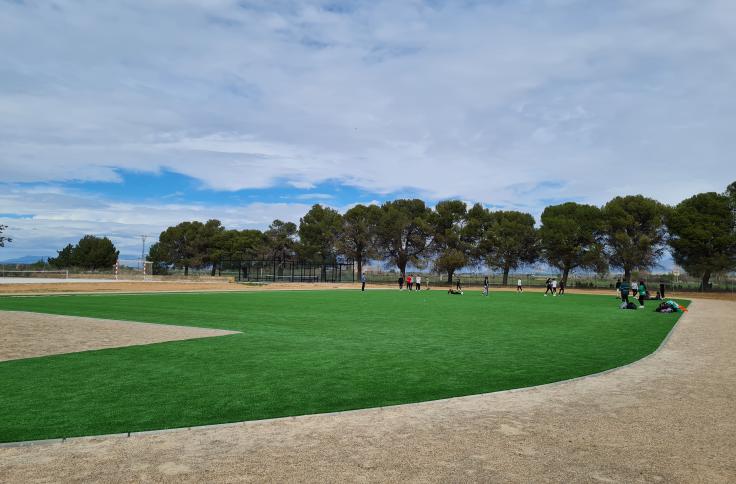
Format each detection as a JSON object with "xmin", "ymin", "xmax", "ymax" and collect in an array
[
  {"xmin": 516, "ymin": 278, "xmax": 523, "ymax": 292},
  {"xmin": 415, "ymin": 275, "xmax": 422, "ymax": 291},
  {"xmin": 552, "ymin": 278, "xmax": 558, "ymax": 296}
]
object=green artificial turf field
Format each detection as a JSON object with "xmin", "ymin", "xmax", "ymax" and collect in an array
[{"xmin": 0, "ymin": 290, "xmax": 686, "ymax": 443}]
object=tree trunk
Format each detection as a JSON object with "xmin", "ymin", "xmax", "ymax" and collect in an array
[
  {"xmin": 355, "ymin": 245, "xmax": 364, "ymax": 277},
  {"xmin": 398, "ymin": 261, "xmax": 407, "ymax": 279},
  {"xmin": 502, "ymin": 264, "xmax": 510, "ymax": 286},
  {"xmin": 184, "ymin": 265, "xmax": 189, "ymax": 277},
  {"xmin": 701, "ymin": 271, "xmax": 712, "ymax": 292},
  {"xmin": 623, "ymin": 267, "xmax": 631, "ymax": 282},
  {"xmin": 447, "ymin": 269, "xmax": 454, "ymax": 284},
  {"xmin": 562, "ymin": 266, "xmax": 570, "ymax": 285}
]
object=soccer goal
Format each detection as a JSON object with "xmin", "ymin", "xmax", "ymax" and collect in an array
[
  {"xmin": 142, "ymin": 261, "xmax": 153, "ymax": 281},
  {"xmin": 0, "ymin": 270, "xmax": 69, "ymax": 279}
]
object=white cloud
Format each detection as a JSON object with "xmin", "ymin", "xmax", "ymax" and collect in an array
[
  {"xmin": 0, "ymin": 187, "xmax": 313, "ymax": 259},
  {"xmin": 1, "ymin": 0, "xmax": 735, "ymax": 250}
]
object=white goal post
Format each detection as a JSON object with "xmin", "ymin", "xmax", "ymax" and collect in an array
[
  {"xmin": 0, "ymin": 270, "xmax": 69, "ymax": 279},
  {"xmin": 143, "ymin": 261, "xmax": 153, "ymax": 281}
]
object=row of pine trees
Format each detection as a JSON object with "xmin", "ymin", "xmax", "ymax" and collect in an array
[{"xmin": 148, "ymin": 182, "xmax": 736, "ymax": 289}]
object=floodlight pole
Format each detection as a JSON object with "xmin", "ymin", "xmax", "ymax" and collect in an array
[{"xmin": 138, "ymin": 235, "xmax": 152, "ymax": 270}]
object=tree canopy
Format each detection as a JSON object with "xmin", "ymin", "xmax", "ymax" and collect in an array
[
  {"xmin": 477, "ymin": 209, "xmax": 539, "ymax": 285},
  {"xmin": 263, "ymin": 220, "xmax": 298, "ymax": 260},
  {"xmin": 298, "ymin": 204, "xmax": 343, "ymax": 263},
  {"xmin": 0, "ymin": 224, "xmax": 10, "ymax": 248},
  {"xmin": 374, "ymin": 199, "xmax": 434, "ymax": 276},
  {"xmin": 667, "ymin": 192, "xmax": 736, "ymax": 289},
  {"xmin": 602, "ymin": 195, "xmax": 668, "ymax": 281},
  {"xmin": 337, "ymin": 204, "xmax": 380, "ymax": 275},
  {"xmin": 539, "ymin": 202, "xmax": 606, "ymax": 284},
  {"xmin": 151, "ymin": 221, "xmax": 211, "ymax": 276},
  {"xmin": 48, "ymin": 235, "xmax": 119, "ymax": 270},
  {"xmin": 134, "ymin": 182, "xmax": 736, "ymax": 285},
  {"xmin": 430, "ymin": 200, "xmax": 479, "ymax": 283}
]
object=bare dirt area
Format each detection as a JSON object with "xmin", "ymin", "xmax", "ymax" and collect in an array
[
  {"xmin": 0, "ymin": 311, "xmax": 239, "ymax": 361},
  {"xmin": 1, "ymin": 299, "xmax": 734, "ymax": 483}
]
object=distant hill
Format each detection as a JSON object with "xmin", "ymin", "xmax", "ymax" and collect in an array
[{"xmin": 0, "ymin": 255, "xmax": 48, "ymax": 264}]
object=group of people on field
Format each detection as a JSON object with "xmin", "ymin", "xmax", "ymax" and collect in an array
[
  {"xmin": 615, "ymin": 278, "xmax": 667, "ymax": 309},
  {"xmin": 365, "ymin": 271, "xmax": 676, "ymax": 315},
  {"xmin": 543, "ymin": 277, "xmax": 565, "ymax": 296},
  {"xmin": 397, "ymin": 274, "xmax": 423, "ymax": 291}
]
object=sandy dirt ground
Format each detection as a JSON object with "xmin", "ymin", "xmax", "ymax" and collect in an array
[
  {"xmin": 0, "ymin": 311, "xmax": 239, "ymax": 361},
  {"xmin": 0, "ymin": 299, "xmax": 734, "ymax": 483}
]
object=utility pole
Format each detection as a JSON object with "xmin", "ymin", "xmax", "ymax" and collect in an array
[{"xmin": 138, "ymin": 235, "xmax": 153, "ymax": 270}]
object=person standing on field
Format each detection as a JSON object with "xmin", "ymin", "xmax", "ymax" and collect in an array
[
  {"xmin": 415, "ymin": 275, "xmax": 422, "ymax": 291},
  {"xmin": 551, "ymin": 278, "xmax": 558, "ymax": 296},
  {"xmin": 398, "ymin": 275, "xmax": 404, "ymax": 290},
  {"xmin": 620, "ymin": 280, "xmax": 631, "ymax": 304},
  {"xmin": 483, "ymin": 276, "xmax": 489, "ymax": 296},
  {"xmin": 544, "ymin": 278, "xmax": 552, "ymax": 296},
  {"xmin": 361, "ymin": 272, "xmax": 367, "ymax": 292},
  {"xmin": 615, "ymin": 278, "xmax": 622, "ymax": 299},
  {"xmin": 517, "ymin": 278, "xmax": 523, "ymax": 292},
  {"xmin": 406, "ymin": 274, "xmax": 413, "ymax": 291},
  {"xmin": 638, "ymin": 280, "xmax": 647, "ymax": 308},
  {"xmin": 456, "ymin": 277, "xmax": 462, "ymax": 291},
  {"xmin": 558, "ymin": 280, "xmax": 565, "ymax": 295}
]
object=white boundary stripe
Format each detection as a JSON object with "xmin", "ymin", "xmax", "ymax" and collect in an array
[{"xmin": 0, "ymin": 302, "xmax": 691, "ymax": 448}]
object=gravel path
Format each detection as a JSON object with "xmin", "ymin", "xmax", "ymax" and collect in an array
[
  {"xmin": 0, "ymin": 311, "xmax": 239, "ymax": 361},
  {"xmin": 1, "ymin": 299, "xmax": 734, "ymax": 483}
]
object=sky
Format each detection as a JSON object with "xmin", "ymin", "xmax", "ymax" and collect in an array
[{"xmin": 1, "ymin": 0, "xmax": 735, "ymax": 262}]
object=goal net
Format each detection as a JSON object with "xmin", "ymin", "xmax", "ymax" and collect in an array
[
  {"xmin": 143, "ymin": 261, "xmax": 153, "ymax": 281},
  {"xmin": 0, "ymin": 270, "xmax": 69, "ymax": 279}
]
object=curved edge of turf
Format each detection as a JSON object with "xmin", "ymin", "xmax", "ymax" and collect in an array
[{"xmin": 0, "ymin": 300, "xmax": 691, "ymax": 449}]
